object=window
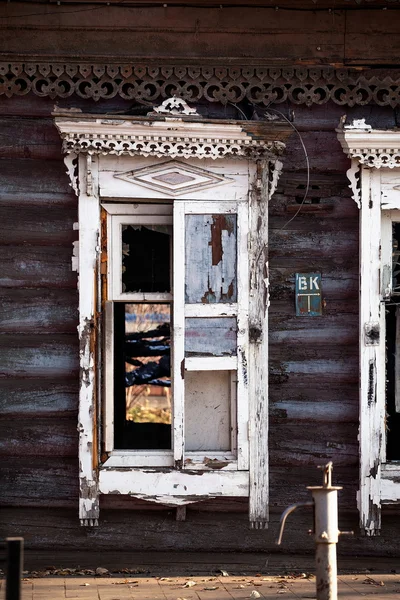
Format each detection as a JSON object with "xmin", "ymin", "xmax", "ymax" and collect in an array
[
  {"xmin": 55, "ymin": 98, "xmax": 290, "ymax": 527},
  {"xmin": 338, "ymin": 123, "xmax": 400, "ymax": 535},
  {"xmin": 102, "ymin": 201, "xmax": 248, "ymax": 470}
]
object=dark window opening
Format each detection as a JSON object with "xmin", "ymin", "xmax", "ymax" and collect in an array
[
  {"xmin": 385, "ymin": 302, "xmax": 400, "ymax": 460},
  {"xmin": 122, "ymin": 224, "xmax": 171, "ymax": 293},
  {"xmin": 114, "ymin": 302, "xmax": 172, "ymax": 450},
  {"xmin": 392, "ymin": 222, "xmax": 400, "ymax": 295},
  {"xmin": 386, "ymin": 222, "xmax": 400, "ymax": 460}
]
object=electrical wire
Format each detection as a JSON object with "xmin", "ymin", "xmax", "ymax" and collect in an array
[
  {"xmin": 228, "ymin": 101, "xmax": 248, "ymax": 120},
  {"xmin": 262, "ymin": 107, "xmax": 310, "ymax": 231}
]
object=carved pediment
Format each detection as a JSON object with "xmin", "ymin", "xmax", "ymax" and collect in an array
[{"xmin": 114, "ymin": 160, "xmax": 231, "ymax": 196}]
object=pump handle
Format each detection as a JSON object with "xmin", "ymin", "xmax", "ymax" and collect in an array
[{"xmin": 276, "ymin": 502, "xmax": 314, "ymax": 545}]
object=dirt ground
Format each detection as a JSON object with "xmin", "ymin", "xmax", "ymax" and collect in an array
[{"xmin": 1, "ymin": 552, "xmax": 400, "ymax": 600}]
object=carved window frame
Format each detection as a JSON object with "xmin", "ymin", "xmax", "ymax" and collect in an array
[
  {"xmin": 338, "ymin": 124, "xmax": 400, "ymax": 535},
  {"xmin": 55, "ymin": 100, "xmax": 289, "ymax": 527}
]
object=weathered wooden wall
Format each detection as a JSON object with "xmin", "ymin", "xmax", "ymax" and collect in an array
[
  {"xmin": 1, "ymin": 2, "xmax": 400, "ymax": 553},
  {"xmin": 1, "ymin": 2, "xmax": 400, "ymax": 65},
  {"xmin": 1, "ymin": 89, "xmax": 400, "ymax": 552}
]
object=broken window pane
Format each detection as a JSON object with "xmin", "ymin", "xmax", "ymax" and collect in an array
[
  {"xmin": 185, "ymin": 370, "xmax": 233, "ymax": 452},
  {"xmin": 114, "ymin": 303, "xmax": 171, "ymax": 450},
  {"xmin": 185, "ymin": 214, "xmax": 237, "ymax": 303},
  {"xmin": 185, "ymin": 317, "xmax": 237, "ymax": 356},
  {"xmin": 122, "ymin": 224, "xmax": 171, "ymax": 293}
]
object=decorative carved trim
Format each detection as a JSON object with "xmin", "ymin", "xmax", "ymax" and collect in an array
[
  {"xmin": 54, "ymin": 113, "xmax": 289, "ymax": 161},
  {"xmin": 337, "ymin": 124, "xmax": 400, "ymax": 169},
  {"xmin": 64, "ymin": 152, "xmax": 79, "ymax": 195},
  {"xmin": 348, "ymin": 151, "xmax": 400, "ymax": 169},
  {"xmin": 151, "ymin": 97, "xmax": 198, "ymax": 116},
  {"xmin": 346, "ymin": 159, "xmax": 361, "ymax": 208},
  {"xmin": 86, "ymin": 154, "xmax": 93, "ymax": 196},
  {"xmin": 4, "ymin": 63, "xmax": 400, "ymax": 106},
  {"xmin": 114, "ymin": 160, "xmax": 232, "ymax": 196},
  {"xmin": 269, "ymin": 159, "xmax": 283, "ymax": 199}
]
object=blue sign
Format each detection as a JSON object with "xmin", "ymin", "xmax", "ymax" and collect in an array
[{"xmin": 295, "ymin": 272, "xmax": 322, "ymax": 316}]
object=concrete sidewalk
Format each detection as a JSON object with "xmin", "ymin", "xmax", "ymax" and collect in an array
[{"xmin": 2, "ymin": 571, "xmax": 400, "ymax": 600}]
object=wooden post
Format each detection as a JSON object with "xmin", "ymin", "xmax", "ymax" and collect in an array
[
  {"xmin": 248, "ymin": 159, "xmax": 270, "ymax": 529},
  {"xmin": 77, "ymin": 153, "xmax": 100, "ymax": 526},
  {"xmin": 358, "ymin": 167, "xmax": 385, "ymax": 535},
  {"xmin": 6, "ymin": 537, "xmax": 23, "ymax": 600}
]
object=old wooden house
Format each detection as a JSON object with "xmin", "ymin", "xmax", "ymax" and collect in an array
[{"xmin": 2, "ymin": 0, "xmax": 400, "ymax": 556}]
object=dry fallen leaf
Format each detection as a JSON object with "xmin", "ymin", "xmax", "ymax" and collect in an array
[
  {"xmin": 250, "ymin": 591, "xmax": 261, "ymax": 599},
  {"xmin": 219, "ymin": 569, "xmax": 229, "ymax": 577},
  {"xmin": 184, "ymin": 580, "xmax": 197, "ymax": 588},
  {"xmin": 95, "ymin": 567, "xmax": 109, "ymax": 576},
  {"xmin": 204, "ymin": 586, "xmax": 218, "ymax": 590}
]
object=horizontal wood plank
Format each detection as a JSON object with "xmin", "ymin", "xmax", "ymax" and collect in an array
[
  {"xmin": 0, "ymin": 379, "xmax": 78, "ymax": 417},
  {"xmin": 0, "ymin": 457, "xmax": 78, "ymax": 507},
  {"xmin": 3, "ymin": 506, "xmax": 400, "ymax": 555},
  {"xmin": 0, "ymin": 158, "xmax": 72, "ymax": 196},
  {"xmin": 270, "ymin": 357, "xmax": 358, "ymax": 385},
  {"xmin": 0, "ymin": 335, "xmax": 78, "ymax": 378},
  {"xmin": 0, "ymin": 417, "xmax": 77, "ymax": 457},
  {"xmin": 0, "ymin": 5, "xmax": 346, "ymax": 32},
  {"xmin": 0, "ymin": 117, "xmax": 61, "ymax": 160},
  {"xmin": 269, "ymin": 315, "xmax": 358, "ymax": 345},
  {"xmin": 284, "ymin": 131, "xmax": 350, "ymax": 172},
  {"xmin": 0, "ymin": 206, "xmax": 77, "ymax": 246},
  {"xmin": 0, "ymin": 247, "xmax": 77, "ymax": 288},
  {"xmin": 270, "ymin": 422, "xmax": 358, "ymax": 467},
  {"xmin": 270, "ymin": 399, "xmax": 357, "ymax": 423},
  {"xmin": 0, "ymin": 289, "xmax": 78, "ymax": 333},
  {"xmin": 269, "ymin": 229, "xmax": 358, "ymax": 258}
]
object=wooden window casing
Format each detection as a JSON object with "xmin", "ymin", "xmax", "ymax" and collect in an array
[
  {"xmin": 55, "ymin": 106, "xmax": 290, "ymax": 527},
  {"xmin": 338, "ymin": 126, "xmax": 400, "ymax": 535}
]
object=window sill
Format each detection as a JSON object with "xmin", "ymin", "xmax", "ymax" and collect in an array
[
  {"xmin": 101, "ymin": 451, "xmax": 238, "ymax": 470},
  {"xmin": 98, "ymin": 467, "xmax": 249, "ymax": 503}
]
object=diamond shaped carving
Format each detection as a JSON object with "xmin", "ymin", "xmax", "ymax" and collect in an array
[
  {"xmin": 114, "ymin": 160, "xmax": 232, "ymax": 196},
  {"xmin": 153, "ymin": 172, "xmax": 195, "ymax": 186}
]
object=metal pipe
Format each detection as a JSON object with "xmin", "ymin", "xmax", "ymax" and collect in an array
[
  {"xmin": 315, "ymin": 543, "xmax": 337, "ymax": 600},
  {"xmin": 6, "ymin": 537, "xmax": 23, "ymax": 600},
  {"xmin": 308, "ymin": 463, "xmax": 342, "ymax": 600},
  {"xmin": 276, "ymin": 463, "xmax": 351, "ymax": 600},
  {"xmin": 276, "ymin": 502, "xmax": 314, "ymax": 545}
]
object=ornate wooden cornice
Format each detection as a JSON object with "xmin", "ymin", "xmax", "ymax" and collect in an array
[
  {"xmin": 337, "ymin": 118, "xmax": 400, "ymax": 208},
  {"xmin": 54, "ymin": 99, "xmax": 291, "ymax": 163},
  {"xmin": 3, "ymin": 62, "xmax": 400, "ymax": 106},
  {"xmin": 338, "ymin": 119, "xmax": 400, "ymax": 168}
]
